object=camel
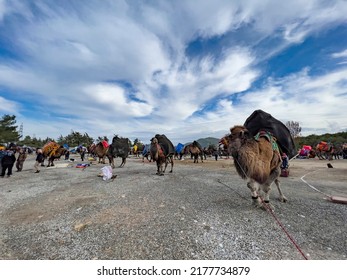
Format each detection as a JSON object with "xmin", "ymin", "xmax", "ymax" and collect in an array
[
  {"xmin": 188, "ymin": 141, "xmax": 204, "ymax": 163},
  {"xmin": 94, "ymin": 142, "xmax": 110, "ymax": 164},
  {"xmin": 42, "ymin": 142, "xmax": 67, "ymax": 167},
  {"xmin": 227, "ymin": 125, "xmax": 287, "ymax": 209},
  {"xmin": 150, "ymin": 134, "xmax": 174, "ymax": 175},
  {"xmin": 316, "ymin": 141, "xmax": 334, "ymax": 160},
  {"xmin": 107, "ymin": 136, "xmax": 130, "ymax": 168},
  {"xmin": 219, "ymin": 136, "xmax": 231, "ymax": 158},
  {"xmin": 87, "ymin": 143, "xmax": 97, "ymax": 158}
]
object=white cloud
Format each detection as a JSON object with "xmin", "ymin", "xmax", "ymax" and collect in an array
[
  {"xmin": 83, "ymin": 83, "xmax": 153, "ymax": 118},
  {"xmin": 0, "ymin": 0, "xmax": 6, "ymax": 21},
  {"xmin": 0, "ymin": 96, "xmax": 19, "ymax": 113},
  {"xmin": 332, "ymin": 49, "xmax": 347, "ymax": 63},
  {"xmin": 332, "ymin": 49, "xmax": 347, "ymax": 58},
  {"xmin": 1, "ymin": 0, "xmax": 347, "ymax": 144}
]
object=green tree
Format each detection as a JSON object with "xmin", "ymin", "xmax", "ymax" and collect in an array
[
  {"xmin": 61, "ymin": 130, "xmax": 94, "ymax": 147},
  {"xmin": 0, "ymin": 114, "xmax": 21, "ymax": 145}
]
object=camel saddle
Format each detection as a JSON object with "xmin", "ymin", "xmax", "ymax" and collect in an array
[{"xmin": 254, "ymin": 131, "xmax": 280, "ymax": 152}]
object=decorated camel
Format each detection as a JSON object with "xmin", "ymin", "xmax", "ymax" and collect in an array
[
  {"xmin": 93, "ymin": 141, "xmax": 110, "ymax": 164},
  {"xmin": 226, "ymin": 110, "xmax": 296, "ymax": 209},
  {"xmin": 150, "ymin": 134, "xmax": 174, "ymax": 175},
  {"xmin": 315, "ymin": 141, "xmax": 334, "ymax": 160},
  {"xmin": 227, "ymin": 126, "xmax": 287, "ymax": 209},
  {"xmin": 42, "ymin": 142, "xmax": 67, "ymax": 167}
]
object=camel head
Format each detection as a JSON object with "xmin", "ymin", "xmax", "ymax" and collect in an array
[
  {"xmin": 150, "ymin": 137, "xmax": 160, "ymax": 161},
  {"xmin": 228, "ymin": 125, "xmax": 251, "ymax": 153},
  {"xmin": 151, "ymin": 137, "xmax": 158, "ymax": 144}
]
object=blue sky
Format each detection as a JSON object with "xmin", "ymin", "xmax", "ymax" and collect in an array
[{"xmin": 0, "ymin": 0, "xmax": 347, "ymax": 144}]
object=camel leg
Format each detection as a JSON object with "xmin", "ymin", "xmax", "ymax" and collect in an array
[
  {"xmin": 269, "ymin": 167, "xmax": 287, "ymax": 202},
  {"xmin": 159, "ymin": 161, "xmax": 164, "ymax": 176},
  {"xmin": 164, "ymin": 156, "xmax": 173, "ymax": 173},
  {"xmin": 119, "ymin": 158, "xmax": 126, "ymax": 168},
  {"xmin": 156, "ymin": 161, "xmax": 164, "ymax": 175},
  {"xmin": 163, "ymin": 158, "xmax": 168, "ymax": 173},
  {"xmin": 274, "ymin": 179, "xmax": 287, "ymax": 202},
  {"xmin": 108, "ymin": 156, "xmax": 115, "ymax": 169},
  {"xmin": 259, "ymin": 182, "xmax": 275, "ymax": 211},
  {"xmin": 169, "ymin": 156, "xmax": 173, "ymax": 173},
  {"xmin": 247, "ymin": 180, "xmax": 261, "ymax": 207},
  {"xmin": 261, "ymin": 169, "xmax": 287, "ymax": 208}
]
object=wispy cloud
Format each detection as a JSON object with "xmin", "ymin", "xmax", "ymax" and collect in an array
[
  {"xmin": 332, "ymin": 49, "xmax": 347, "ymax": 58},
  {"xmin": 0, "ymin": 0, "xmax": 347, "ymax": 143}
]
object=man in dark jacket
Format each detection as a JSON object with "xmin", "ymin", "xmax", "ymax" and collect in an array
[
  {"xmin": 34, "ymin": 148, "xmax": 44, "ymax": 173},
  {"xmin": 1, "ymin": 149, "xmax": 16, "ymax": 178}
]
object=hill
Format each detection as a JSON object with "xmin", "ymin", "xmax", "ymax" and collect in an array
[{"xmin": 184, "ymin": 137, "xmax": 220, "ymax": 148}]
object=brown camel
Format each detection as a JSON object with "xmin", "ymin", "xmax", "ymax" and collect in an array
[
  {"xmin": 315, "ymin": 141, "xmax": 334, "ymax": 160},
  {"xmin": 150, "ymin": 135, "xmax": 174, "ymax": 175},
  {"xmin": 188, "ymin": 141, "xmax": 204, "ymax": 163},
  {"xmin": 227, "ymin": 125, "xmax": 287, "ymax": 209},
  {"xmin": 42, "ymin": 142, "xmax": 67, "ymax": 167},
  {"xmin": 94, "ymin": 142, "xmax": 109, "ymax": 164}
]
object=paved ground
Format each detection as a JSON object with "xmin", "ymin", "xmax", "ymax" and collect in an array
[{"xmin": 0, "ymin": 154, "xmax": 346, "ymax": 260}]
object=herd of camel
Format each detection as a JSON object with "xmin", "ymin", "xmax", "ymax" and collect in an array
[
  {"xmin": 38, "ymin": 109, "xmax": 345, "ymax": 210},
  {"xmin": 41, "ymin": 126, "xmax": 289, "ymax": 210}
]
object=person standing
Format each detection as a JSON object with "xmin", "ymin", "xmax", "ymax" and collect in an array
[
  {"xmin": 34, "ymin": 148, "xmax": 44, "ymax": 173},
  {"xmin": 213, "ymin": 149, "xmax": 219, "ymax": 161},
  {"xmin": 1, "ymin": 149, "xmax": 16, "ymax": 178},
  {"xmin": 16, "ymin": 148, "xmax": 27, "ymax": 171},
  {"xmin": 80, "ymin": 146, "xmax": 86, "ymax": 161},
  {"xmin": 65, "ymin": 149, "xmax": 70, "ymax": 160}
]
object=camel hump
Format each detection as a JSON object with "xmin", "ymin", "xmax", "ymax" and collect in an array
[
  {"xmin": 154, "ymin": 134, "xmax": 175, "ymax": 155},
  {"xmin": 244, "ymin": 109, "xmax": 296, "ymax": 158},
  {"xmin": 110, "ymin": 136, "xmax": 130, "ymax": 156}
]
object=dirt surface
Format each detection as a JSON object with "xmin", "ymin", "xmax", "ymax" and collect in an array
[{"xmin": 0, "ymin": 154, "xmax": 346, "ymax": 260}]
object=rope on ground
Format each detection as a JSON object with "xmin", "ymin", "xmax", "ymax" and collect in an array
[
  {"xmin": 216, "ymin": 179, "xmax": 248, "ymax": 201},
  {"xmin": 231, "ymin": 157, "xmax": 309, "ymax": 260},
  {"xmin": 217, "ymin": 177, "xmax": 308, "ymax": 260},
  {"xmin": 258, "ymin": 195, "xmax": 308, "ymax": 260},
  {"xmin": 300, "ymin": 170, "xmax": 332, "ymax": 199}
]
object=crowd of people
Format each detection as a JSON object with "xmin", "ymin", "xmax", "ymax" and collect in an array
[{"xmin": 0, "ymin": 146, "xmax": 44, "ymax": 177}]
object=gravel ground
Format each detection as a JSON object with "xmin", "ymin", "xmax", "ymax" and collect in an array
[{"xmin": 0, "ymin": 154, "xmax": 346, "ymax": 260}]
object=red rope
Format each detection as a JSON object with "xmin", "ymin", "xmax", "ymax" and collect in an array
[
  {"xmin": 259, "ymin": 195, "xmax": 308, "ymax": 260},
  {"xmin": 234, "ymin": 157, "xmax": 308, "ymax": 259}
]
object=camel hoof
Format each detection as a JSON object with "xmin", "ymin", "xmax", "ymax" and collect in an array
[
  {"xmin": 279, "ymin": 196, "xmax": 288, "ymax": 203},
  {"xmin": 169, "ymin": 170, "xmax": 173, "ymax": 173}
]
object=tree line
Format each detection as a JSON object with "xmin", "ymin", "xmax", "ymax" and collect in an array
[
  {"xmin": 0, "ymin": 114, "xmax": 346, "ymax": 149},
  {"xmin": 0, "ymin": 114, "xmax": 101, "ymax": 148}
]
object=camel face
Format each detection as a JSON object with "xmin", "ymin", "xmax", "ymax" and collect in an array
[
  {"xmin": 228, "ymin": 126, "xmax": 249, "ymax": 155},
  {"xmin": 150, "ymin": 135, "xmax": 174, "ymax": 175}
]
